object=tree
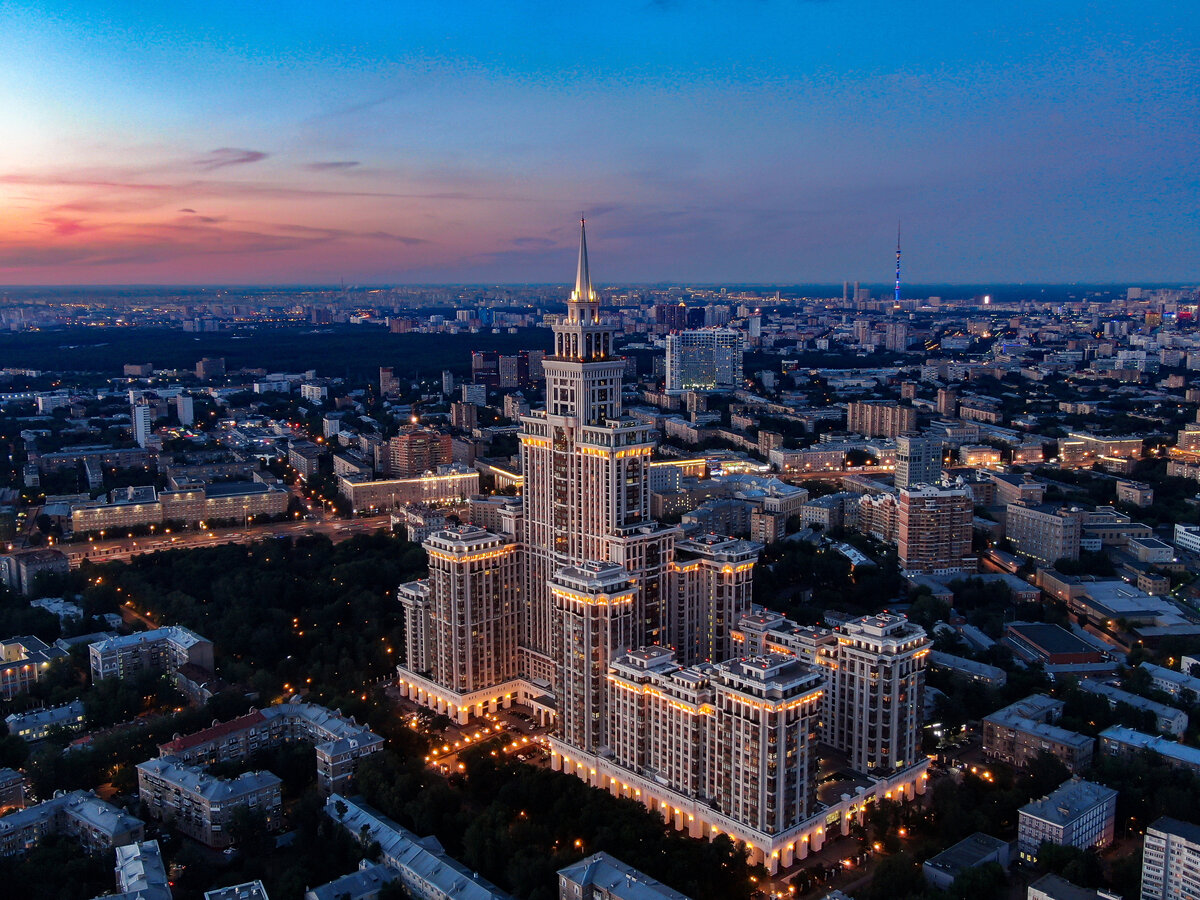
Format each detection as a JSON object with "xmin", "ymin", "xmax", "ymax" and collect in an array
[
  {"xmin": 861, "ymin": 853, "xmax": 926, "ymax": 900},
  {"xmin": 949, "ymin": 862, "xmax": 1007, "ymax": 900}
]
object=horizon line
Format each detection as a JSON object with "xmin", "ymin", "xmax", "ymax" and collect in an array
[{"xmin": 1, "ymin": 280, "xmax": 1196, "ymax": 293}]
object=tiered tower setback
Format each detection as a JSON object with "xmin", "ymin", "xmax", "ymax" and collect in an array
[{"xmin": 395, "ymin": 221, "xmax": 931, "ymax": 873}]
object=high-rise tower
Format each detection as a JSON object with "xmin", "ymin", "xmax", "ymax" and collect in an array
[
  {"xmin": 519, "ymin": 219, "xmax": 676, "ymax": 684},
  {"xmin": 894, "ymin": 220, "xmax": 902, "ymax": 305},
  {"xmin": 395, "ymin": 220, "xmax": 932, "ymax": 875}
]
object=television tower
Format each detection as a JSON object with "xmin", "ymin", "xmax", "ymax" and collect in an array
[{"xmin": 894, "ymin": 220, "xmax": 902, "ymax": 305}]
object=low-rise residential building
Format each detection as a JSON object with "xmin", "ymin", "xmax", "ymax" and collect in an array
[
  {"xmin": 0, "ymin": 635, "xmax": 70, "ymax": 699},
  {"xmin": 1098, "ymin": 725, "xmax": 1200, "ymax": 776},
  {"xmin": 1077, "ymin": 680, "xmax": 1188, "ymax": 737},
  {"xmin": 31, "ymin": 597, "xmax": 83, "ymax": 623},
  {"xmin": 306, "ymin": 862, "xmax": 395, "ymax": 900},
  {"xmin": 0, "ymin": 548, "xmax": 71, "ymax": 595},
  {"xmin": 89, "ymin": 626, "xmax": 214, "ymax": 682},
  {"xmin": 324, "ymin": 794, "xmax": 514, "ymax": 900},
  {"xmin": 928, "ymin": 651, "xmax": 1007, "ymax": 686},
  {"xmin": 4, "ymin": 699, "xmax": 86, "ymax": 741},
  {"xmin": 983, "ymin": 695, "xmax": 1094, "ymax": 772},
  {"xmin": 557, "ymin": 852, "xmax": 693, "ymax": 900},
  {"xmin": 205, "ymin": 881, "xmax": 270, "ymax": 900},
  {"xmin": 1142, "ymin": 817, "xmax": 1200, "ymax": 900},
  {"xmin": 107, "ymin": 840, "xmax": 172, "ymax": 900},
  {"xmin": 0, "ymin": 790, "xmax": 144, "ymax": 857},
  {"xmin": 1017, "ymin": 779, "xmax": 1117, "ymax": 863},
  {"xmin": 156, "ymin": 701, "xmax": 383, "ymax": 795},
  {"xmin": 0, "ymin": 768, "xmax": 25, "ymax": 812},
  {"xmin": 137, "ymin": 757, "xmax": 282, "ymax": 848},
  {"xmin": 1140, "ymin": 662, "xmax": 1200, "ymax": 699}
]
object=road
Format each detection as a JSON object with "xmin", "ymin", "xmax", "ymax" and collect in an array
[{"xmin": 63, "ymin": 515, "xmax": 393, "ymax": 568}]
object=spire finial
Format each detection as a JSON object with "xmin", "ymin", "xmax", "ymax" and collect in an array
[{"xmin": 572, "ymin": 216, "xmax": 593, "ymax": 303}]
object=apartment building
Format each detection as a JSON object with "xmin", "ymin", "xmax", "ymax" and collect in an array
[
  {"xmin": 109, "ymin": 840, "xmax": 172, "ymax": 900},
  {"xmin": 983, "ymin": 695, "xmax": 1094, "ymax": 772},
  {"xmin": 826, "ymin": 615, "xmax": 929, "ymax": 774},
  {"xmin": 665, "ymin": 328, "xmax": 744, "ymax": 393},
  {"xmin": 156, "ymin": 701, "xmax": 383, "ymax": 795},
  {"xmin": 137, "ymin": 757, "xmax": 282, "ymax": 848},
  {"xmin": 0, "ymin": 790, "xmax": 144, "ymax": 858},
  {"xmin": 0, "ymin": 549, "xmax": 71, "ymax": 596},
  {"xmin": 846, "ymin": 401, "xmax": 917, "ymax": 439},
  {"xmin": 1077, "ymin": 680, "xmax": 1188, "ymax": 737},
  {"xmin": 324, "ymin": 794, "xmax": 513, "ymax": 900},
  {"xmin": 425, "ymin": 526, "xmax": 522, "ymax": 695},
  {"xmin": 606, "ymin": 647, "xmax": 825, "ymax": 834},
  {"xmin": 397, "ymin": 580, "xmax": 432, "ymax": 675},
  {"xmin": 4, "ymin": 699, "xmax": 85, "ymax": 741},
  {"xmin": 287, "ymin": 441, "xmax": 325, "ymax": 479},
  {"xmin": 1017, "ymin": 779, "xmax": 1117, "ymax": 863},
  {"xmin": 672, "ymin": 535, "xmax": 759, "ymax": 665},
  {"xmin": 1098, "ymin": 726, "xmax": 1200, "ymax": 777},
  {"xmin": 895, "ymin": 434, "xmax": 942, "ymax": 491},
  {"xmin": 89, "ymin": 626, "xmax": 213, "ymax": 682},
  {"xmin": 1005, "ymin": 504, "xmax": 1083, "ymax": 564},
  {"xmin": 558, "ymin": 852, "xmax": 691, "ymax": 900},
  {"xmin": 384, "ymin": 428, "xmax": 454, "ymax": 477},
  {"xmin": 0, "ymin": 635, "xmax": 69, "ymax": 699},
  {"xmin": 1142, "ymin": 817, "xmax": 1200, "ymax": 900},
  {"xmin": 858, "ymin": 492, "xmax": 900, "ymax": 543},
  {"xmin": 989, "ymin": 472, "xmax": 1046, "ymax": 507},
  {"xmin": 897, "ymin": 483, "xmax": 975, "ymax": 576}
]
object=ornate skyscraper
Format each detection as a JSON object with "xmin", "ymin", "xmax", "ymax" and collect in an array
[
  {"xmin": 395, "ymin": 220, "xmax": 931, "ymax": 874},
  {"xmin": 519, "ymin": 219, "xmax": 676, "ymax": 685}
]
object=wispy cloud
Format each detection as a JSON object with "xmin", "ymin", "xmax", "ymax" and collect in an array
[
  {"xmin": 194, "ymin": 148, "xmax": 269, "ymax": 171},
  {"xmin": 305, "ymin": 161, "xmax": 360, "ymax": 171},
  {"xmin": 42, "ymin": 216, "xmax": 98, "ymax": 237}
]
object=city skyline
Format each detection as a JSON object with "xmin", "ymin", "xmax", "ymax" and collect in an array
[{"xmin": 3, "ymin": 1, "xmax": 1198, "ymax": 286}]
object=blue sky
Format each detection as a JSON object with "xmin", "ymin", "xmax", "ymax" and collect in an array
[{"xmin": 1, "ymin": 1, "xmax": 1197, "ymax": 284}]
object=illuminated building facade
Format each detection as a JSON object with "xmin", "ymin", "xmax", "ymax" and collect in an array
[{"xmin": 396, "ymin": 221, "xmax": 930, "ymax": 872}]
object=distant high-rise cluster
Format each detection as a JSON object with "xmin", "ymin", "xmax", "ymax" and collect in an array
[{"xmin": 395, "ymin": 221, "xmax": 931, "ymax": 873}]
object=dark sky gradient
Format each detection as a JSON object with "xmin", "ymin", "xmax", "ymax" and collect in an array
[{"xmin": 2, "ymin": 1, "xmax": 1197, "ymax": 285}]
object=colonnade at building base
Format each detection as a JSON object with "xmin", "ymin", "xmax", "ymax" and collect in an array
[
  {"xmin": 395, "ymin": 667, "xmax": 556, "ymax": 727},
  {"xmin": 548, "ymin": 737, "xmax": 930, "ymax": 875}
]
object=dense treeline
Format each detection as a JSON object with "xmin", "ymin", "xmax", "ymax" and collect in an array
[
  {"xmin": 0, "ymin": 325, "xmax": 553, "ymax": 380},
  {"xmin": 755, "ymin": 536, "xmax": 907, "ymax": 618},
  {"xmin": 72, "ymin": 532, "xmax": 426, "ymax": 703},
  {"xmin": 354, "ymin": 741, "xmax": 760, "ymax": 900}
]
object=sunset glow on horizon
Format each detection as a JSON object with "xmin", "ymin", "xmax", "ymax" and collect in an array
[{"xmin": 2, "ymin": 1, "xmax": 1197, "ymax": 285}]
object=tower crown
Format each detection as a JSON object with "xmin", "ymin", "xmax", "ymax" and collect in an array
[
  {"xmin": 570, "ymin": 217, "xmax": 594, "ymax": 303},
  {"xmin": 567, "ymin": 217, "xmax": 600, "ymax": 325}
]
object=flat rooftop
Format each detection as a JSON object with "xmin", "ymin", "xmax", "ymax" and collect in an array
[
  {"xmin": 1007, "ymin": 622, "xmax": 1098, "ymax": 656},
  {"xmin": 924, "ymin": 832, "xmax": 1009, "ymax": 875}
]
